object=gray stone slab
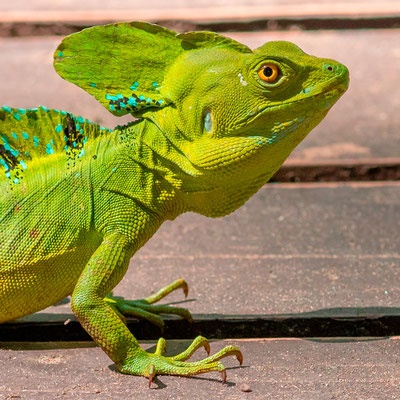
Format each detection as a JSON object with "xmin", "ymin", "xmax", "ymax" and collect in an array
[
  {"xmin": 15, "ymin": 182, "xmax": 399, "ymax": 323},
  {"xmin": 1, "ymin": 29, "xmax": 399, "ymax": 161},
  {"xmin": 2, "ymin": 337, "xmax": 400, "ymax": 399}
]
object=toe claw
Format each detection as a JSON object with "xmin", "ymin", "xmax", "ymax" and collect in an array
[
  {"xmin": 204, "ymin": 341, "xmax": 211, "ymax": 356},
  {"xmin": 221, "ymin": 369, "xmax": 227, "ymax": 384},
  {"xmin": 148, "ymin": 365, "xmax": 156, "ymax": 388},
  {"xmin": 237, "ymin": 351, "xmax": 244, "ymax": 366}
]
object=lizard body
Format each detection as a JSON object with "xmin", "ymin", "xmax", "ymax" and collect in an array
[{"xmin": 0, "ymin": 22, "xmax": 348, "ymax": 383}]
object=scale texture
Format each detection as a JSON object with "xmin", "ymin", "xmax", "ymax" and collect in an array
[{"xmin": 0, "ymin": 21, "xmax": 348, "ymax": 382}]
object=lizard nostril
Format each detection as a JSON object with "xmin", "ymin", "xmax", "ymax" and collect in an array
[{"xmin": 327, "ymin": 66, "xmax": 333, "ymax": 71}]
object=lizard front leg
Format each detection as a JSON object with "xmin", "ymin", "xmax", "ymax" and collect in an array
[{"xmin": 71, "ymin": 232, "xmax": 242, "ymax": 385}]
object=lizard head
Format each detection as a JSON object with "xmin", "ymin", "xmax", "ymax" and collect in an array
[
  {"xmin": 54, "ymin": 22, "xmax": 348, "ymax": 215},
  {"xmin": 159, "ymin": 39, "xmax": 349, "ymax": 177}
]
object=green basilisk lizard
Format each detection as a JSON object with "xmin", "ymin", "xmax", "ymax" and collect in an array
[{"xmin": 0, "ymin": 22, "xmax": 349, "ymax": 385}]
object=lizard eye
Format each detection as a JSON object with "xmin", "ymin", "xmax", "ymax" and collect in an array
[{"xmin": 257, "ymin": 64, "xmax": 280, "ymax": 83}]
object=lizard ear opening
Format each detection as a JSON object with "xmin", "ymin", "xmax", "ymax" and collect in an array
[
  {"xmin": 203, "ymin": 109, "xmax": 214, "ymax": 134},
  {"xmin": 54, "ymin": 22, "xmax": 185, "ymax": 118}
]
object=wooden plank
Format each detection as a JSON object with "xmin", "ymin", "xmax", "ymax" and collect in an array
[
  {"xmin": 1, "ymin": 29, "xmax": 400, "ymax": 162},
  {"xmin": 1, "ymin": 1, "xmax": 399, "ymax": 23},
  {"xmin": 2, "ymin": 338, "xmax": 400, "ymax": 399}
]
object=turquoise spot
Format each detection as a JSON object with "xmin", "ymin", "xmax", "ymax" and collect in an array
[
  {"xmin": 128, "ymin": 97, "xmax": 137, "ymax": 106},
  {"xmin": 10, "ymin": 149, "xmax": 19, "ymax": 157},
  {"xmin": 64, "ymin": 145, "xmax": 69, "ymax": 152},
  {"xmin": 25, "ymin": 151, "xmax": 30, "ymax": 156},
  {"xmin": 152, "ymin": 82, "xmax": 158, "ymax": 88},
  {"xmin": 22, "ymin": 132, "xmax": 29, "ymax": 140},
  {"xmin": 157, "ymin": 100, "xmax": 163, "ymax": 105},
  {"xmin": 58, "ymin": 51, "xmax": 64, "ymax": 57},
  {"xmin": 110, "ymin": 105, "xmax": 115, "ymax": 111},
  {"xmin": 61, "ymin": 111, "xmax": 67, "ymax": 116},
  {"xmin": 77, "ymin": 117, "xmax": 84, "ymax": 124},
  {"xmin": 303, "ymin": 88, "xmax": 311, "ymax": 94},
  {"xmin": 120, "ymin": 103, "xmax": 127, "ymax": 108},
  {"xmin": 76, "ymin": 124, "xmax": 80, "ymax": 130},
  {"xmin": 112, "ymin": 168, "xmax": 116, "ymax": 172},
  {"xmin": 116, "ymin": 94, "xmax": 124, "ymax": 99},
  {"xmin": 0, "ymin": 158, "xmax": 9, "ymax": 170},
  {"xmin": 146, "ymin": 98, "xmax": 152, "ymax": 103},
  {"xmin": 139, "ymin": 95, "xmax": 145, "ymax": 100},
  {"xmin": 17, "ymin": 109, "xmax": 26, "ymax": 114},
  {"xmin": 55, "ymin": 124, "xmax": 62, "ymax": 133},
  {"xmin": 134, "ymin": 81, "xmax": 139, "ymax": 87},
  {"xmin": 105, "ymin": 94, "xmax": 118, "ymax": 101},
  {"xmin": 40, "ymin": 106, "xmax": 48, "ymax": 112},
  {"xmin": 64, "ymin": 136, "xmax": 68, "ymax": 142},
  {"xmin": 20, "ymin": 160, "xmax": 27, "ymax": 169},
  {"xmin": 2, "ymin": 106, "xmax": 12, "ymax": 113},
  {"xmin": 13, "ymin": 112, "xmax": 21, "ymax": 121},
  {"xmin": 51, "ymin": 139, "xmax": 55, "ymax": 145},
  {"xmin": 75, "ymin": 173, "xmax": 79, "ymax": 177},
  {"xmin": 1, "ymin": 136, "xmax": 9, "ymax": 143},
  {"xmin": 4, "ymin": 143, "xmax": 11, "ymax": 151},
  {"xmin": 90, "ymin": 83, "xmax": 97, "ymax": 87},
  {"xmin": 130, "ymin": 85, "xmax": 137, "ymax": 91},
  {"xmin": 78, "ymin": 149, "xmax": 85, "ymax": 157},
  {"xmin": 11, "ymin": 132, "xmax": 18, "ymax": 140},
  {"xmin": 73, "ymin": 142, "xmax": 76, "ymax": 147},
  {"xmin": 13, "ymin": 178, "xmax": 19, "ymax": 184},
  {"xmin": 5, "ymin": 172, "xmax": 11, "ymax": 178},
  {"xmin": 80, "ymin": 129, "xmax": 84, "ymax": 134},
  {"xmin": 34, "ymin": 142, "xmax": 38, "ymax": 147}
]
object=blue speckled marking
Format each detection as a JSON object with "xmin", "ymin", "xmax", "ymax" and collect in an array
[
  {"xmin": 2, "ymin": 106, "xmax": 12, "ymax": 113},
  {"xmin": 90, "ymin": 83, "xmax": 97, "ymax": 87},
  {"xmin": 20, "ymin": 160, "xmax": 27, "ymax": 169},
  {"xmin": 58, "ymin": 51, "xmax": 64, "ymax": 57},
  {"xmin": 22, "ymin": 131, "xmax": 29, "ymax": 140},
  {"xmin": 13, "ymin": 178, "xmax": 19, "ymax": 184},
  {"xmin": 139, "ymin": 95, "xmax": 145, "ymax": 100},
  {"xmin": 13, "ymin": 112, "xmax": 21, "ymax": 121},
  {"xmin": 130, "ymin": 85, "xmax": 137, "ymax": 91},
  {"xmin": 11, "ymin": 132, "xmax": 18, "ymax": 140},
  {"xmin": 152, "ymin": 82, "xmax": 158, "ymax": 88},
  {"xmin": 110, "ymin": 104, "xmax": 115, "ymax": 111},
  {"xmin": 303, "ymin": 88, "xmax": 311, "ymax": 94},
  {"xmin": 77, "ymin": 117, "xmax": 84, "ymax": 124},
  {"xmin": 55, "ymin": 124, "xmax": 63, "ymax": 133},
  {"xmin": 106, "ymin": 94, "xmax": 118, "ymax": 101},
  {"xmin": 17, "ymin": 109, "xmax": 26, "ymax": 114},
  {"xmin": 40, "ymin": 106, "xmax": 49, "ymax": 112},
  {"xmin": 146, "ymin": 98, "xmax": 152, "ymax": 103}
]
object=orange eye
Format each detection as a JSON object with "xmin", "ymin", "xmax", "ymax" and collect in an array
[{"xmin": 257, "ymin": 64, "xmax": 279, "ymax": 83}]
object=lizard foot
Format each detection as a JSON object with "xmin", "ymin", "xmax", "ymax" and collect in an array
[
  {"xmin": 120, "ymin": 335, "xmax": 243, "ymax": 386},
  {"xmin": 105, "ymin": 279, "xmax": 192, "ymax": 329}
]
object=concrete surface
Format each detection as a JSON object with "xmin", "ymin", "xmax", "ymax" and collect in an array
[
  {"xmin": 9, "ymin": 182, "xmax": 399, "ymax": 323},
  {"xmin": 2, "ymin": 337, "xmax": 400, "ymax": 399}
]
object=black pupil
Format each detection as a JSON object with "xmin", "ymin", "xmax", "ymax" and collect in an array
[{"xmin": 263, "ymin": 67, "xmax": 274, "ymax": 77}]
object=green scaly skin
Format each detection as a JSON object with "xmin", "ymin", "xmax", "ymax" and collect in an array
[{"xmin": 0, "ymin": 22, "xmax": 349, "ymax": 384}]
